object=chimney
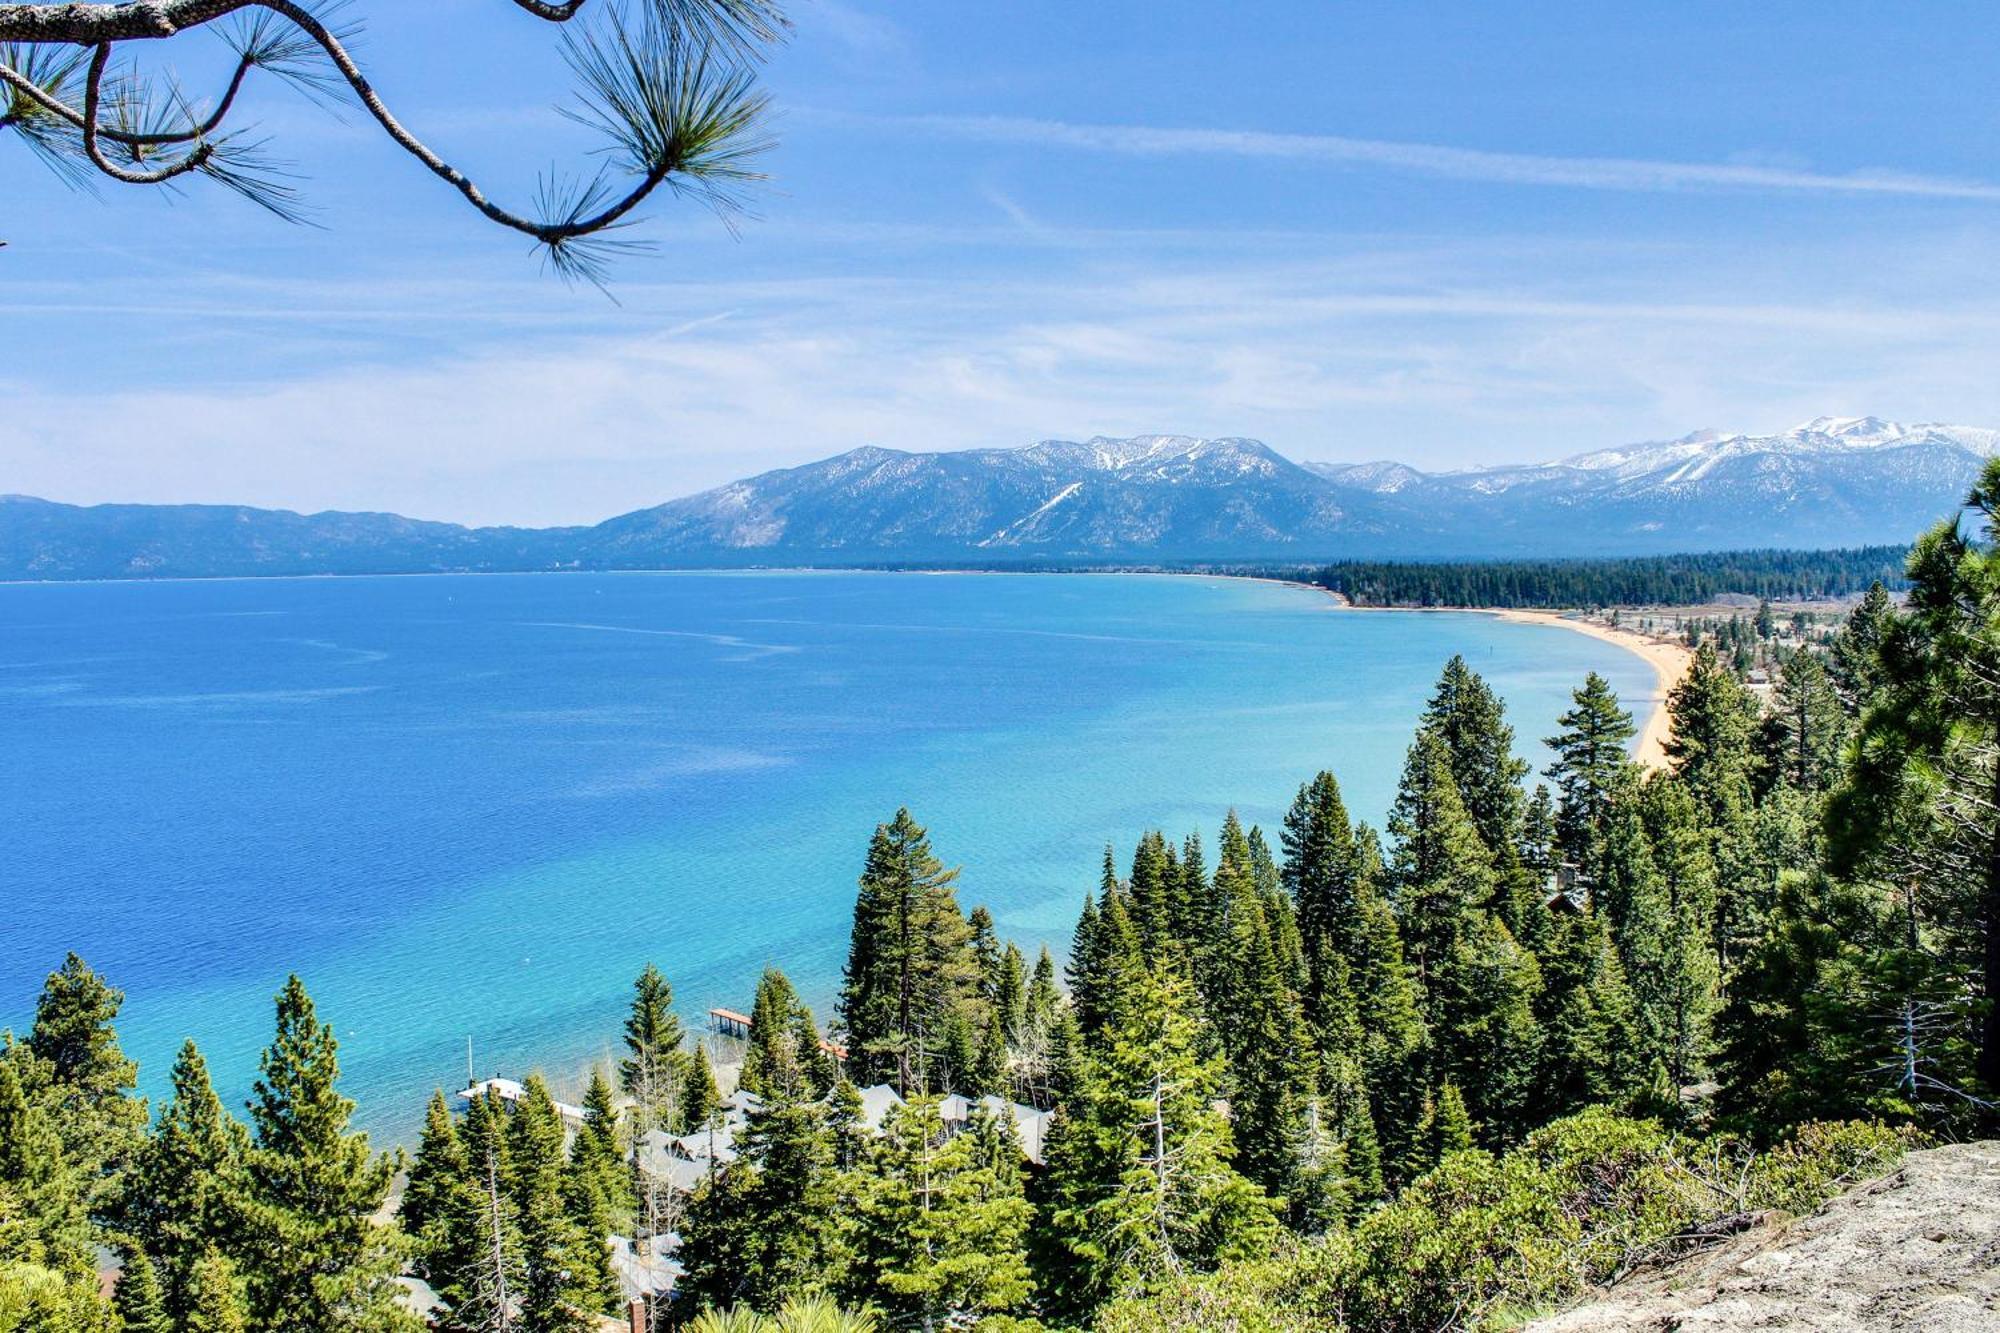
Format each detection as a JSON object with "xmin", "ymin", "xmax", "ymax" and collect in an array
[{"xmin": 628, "ymin": 1297, "xmax": 647, "ymax": 1333}]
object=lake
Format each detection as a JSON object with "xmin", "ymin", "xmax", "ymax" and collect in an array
[{"xmin": 1, "ymin": 571, "xmax": 1654, "ymax": 1140}]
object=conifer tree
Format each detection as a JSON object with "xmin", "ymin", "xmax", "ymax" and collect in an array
[
  {"xmin": 1665, "ymin": 645, "xmax": 1762, "ymax": 834},
  {"xmin": 506, "ymin": 1075, "xmax": 599, "ymax": 1330},
  {"xmin": 183, "ymin": 1249, "xmax": 249, "ymax": 1333},
  {"xmin": 1762, "ymin": 650, "xmax": 1849, "ymax": 794},
  {"xmin": 1426, "ymin": 1082, "xmax": 1474, "ymax": 1162},
  {"xmin": 851, "ymin": 1098, "xmax": 1033, "ymax": 1326},
  {"xmin": 1520, "ymin": 784, "xmax": 1558, "ymax": 877},
  {"xmin": 401, "ymin": 1090, "xmax": 467, "ymax": 1289},
  {"xmin": 0, "ymin": 1055, "xmax": 96, "ymax": 1281},
  {"xmin": 1421, "ymin": 656, "xmax": 1532, "ymax": 859},
  {"xmin": 1323, "ymin": 1053, "xmax": 1384, "ymax": 1209},
  {"xmin": 1623, "ymin": 782, "xmax": 1722, "ymax": 1091},
  {"xmin": 239, "ymin": 976, "xmax": 412, "ymax": 1333},
  {"xmin": 26, "ymin": 954, "xmax": 147, "ymax": 1220},
  {"xmin": 1829, "ymin": 580, "xmax": 1894, "ymax": 712},
  {"xmin": 127, "ymin": 1040, "xmax": 249, "ymax": 1328},
  {"xmin": 1544, "ymin": 673, "xmax": 1637, "ymax": 874},
  {"xmin": 1829, "ymin": 469, "xmax": 2000, "ymax": 1094},
  {"xmin": 113, "ymin": 1245, "xmax": 170, "ymax": 1333},
  {"xmin": 741, "ymin": 969, "xmax": 834, "ymax": 1101},
  {"xmin": 1531, "ymin": 911, "xmax": 1643, "ymax": 1121},
  {"xmin": 1387, "ymin": 731, "xmax": 1496, "ymax": 1000},
  {"xmin": 1281, "ymin": 1078, "xmax": 1354, "ymax": 1236},
  {"xmin": 685, "ymin": 1041, "xmax": 722, "ymax": 1131},
  {"xmin": 839, "ymin": 809, "xmax": 981, "ymax": 1092},
  {"xmin": 432, "ymin": 1088, "xmax": 525, "ymax": 1333},
  {"xmin": 1281, "ymin": 771, "xmax": 1368, "ymax": 1037},
  {"xmin": 1026, "ymin": 948, "xmax": 1061, "ymax": 1034},
  {"xmin": 1433, "ymin": 913, "xmax": 1543, "ymax": 1140},
  {"xmin": 1038, "ymin": 964, "xmax": 1278, "ymax": 1320},
  {"xmin": 679, "ymin": 985, "xmax": 847, "ymax": 1315},
  {"xmin": 994, "ymin": 943, "xmax": 1027, "ymax": 1046},
  {"xmin": 568, "ymin": 1069, "xmax": 631, "ymax": 1228},
  {"xmin": 622, "ymin": 964, "xmax": 690, "ymax": 1136}
]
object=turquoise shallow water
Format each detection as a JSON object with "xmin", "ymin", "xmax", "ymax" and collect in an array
[{"xmin": 0, "ymin": 572, "xmax": 1653, "ymax": 1141}]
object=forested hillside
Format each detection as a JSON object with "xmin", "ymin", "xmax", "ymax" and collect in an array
[
  {"xmin": 1307, "ymin": 545, "xmax": 1911, "ymax": 608},
  {"xmin": 7, "ymin": 465, "xmax": 2000, "ymax": 1331}
]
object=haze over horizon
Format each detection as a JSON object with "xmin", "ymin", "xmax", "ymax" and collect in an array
[{"xmin": 9, "ymin": 2, "xmax": 2000, "ymax": 525}]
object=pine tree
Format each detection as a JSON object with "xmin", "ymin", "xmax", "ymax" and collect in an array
[
  {"xmin": 1544, "ymin": 673, "xmax": 1637, "ymax": 874},
  {"xmin": 1531, "ymin": 910, "xmax": 1643, "ymax": 1121},
  {"xmin": 622, "ymin": 963, "xmax": 690, "ymax": 1136},
  {"xmin": 1762, "ymin": 650, "xmax": 1849, "ymax": 794},
  {"xmin": 26, "ymin": 954, "xmax": 147, "ymax": 1220},
  {"xmin": 741, "ymin": 969, "xmax": 833, "ymax": 1101},
  {"xmin": 1432, "ymin": 913, "xmax": 1543, "ymax": 1141},
  {"xmin": 433, "ymin": 1088, "xmax": 525, "ymax": 1333},
  {"xmin": 852, "ymin": 1098, "xmax": 1033, "ymax": 1326},
  {"xmin": 113, "ymin": 1246, "xmax": 170, "ymax": 1333},
  {"xmin": 1281, "ymin": 771, "xmax": 1367, "ymax": 1039},
  {"xmin": 1037, "ymin": 964, "xmax": 1278, "ymax": 1320},
  {"xmin": 505, "ymin": 1076, "xmax": 598, "ymax": 1330},
  {"xmin": 1830, "ymin": 580, "xmax": 1894, "ymax": 712},
  {"xmin": 1623, "ymin": 782, "xmax": 1722, "ymax": 1091},
  {"xmin": 1387, "ymin": 731, "xmax": 1496, "ymax": 1002},
  {"xmin": 401, "ymin": 1090, "xmax": 466, "ymax": 1273},
  {"xmin": 1665, "ymin": 645, "xmax": 1761, "ymax": 832},
  {"xmin": 685, "ymin": 1041, "xmax": 722, "ymax": 1131},
  {"xmin": 570, "ymin": 1068, "xmax": 633, "ymax": 1230},
  {"xmin": 0, "ymin": 1054, "xmax": 96, "ymax": 1279},
  {"xmin": 125, "ymin": 1039, "xmax": 249, "ymax": 1326},
  {"xmin": 183, "ymin": 1249, "xmax": 248, "ymax": 1333},
  {"xmin": 839, "ymin": 809, "xmax": 981, "ymax": 1093},
  {"xmin": 1206, "ymin": 813, "xmax": 1314, "ymax": 1202},
  {"xmin": 1520, "ymin": 784, "xmax": 1558, "ymax": 877},
  {"xmin": 678, "ymin": 1008, "xmax": 846, "ymax": 1315},
  {"xmin": 239, "ymin": 976, "xmax": 413, "ymax": 1333},
  {"xmin": 1420, "ymin": 656, "xmax": 1531, "ymax": 860},
  {"xmin": 1828, "ymin": 473, "xmax": 2000, "ymax": 1096},
  {"xmin": 1426, "ymin": 1082, "xmax": 1474, "ymax": 1162},
  {"xmin": 994, "ymin": 943, "xmax": 1027, "ymax": 1047}
]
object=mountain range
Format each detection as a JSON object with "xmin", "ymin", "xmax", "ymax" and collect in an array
[{"xmin": 3, "ymin": 416, "xmax": 1990, "ymax": 579}]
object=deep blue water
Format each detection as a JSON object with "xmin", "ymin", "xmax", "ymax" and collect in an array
[{"xmin": 1, "ymin": 572, "xmax": 1653, "ymax": 1141}]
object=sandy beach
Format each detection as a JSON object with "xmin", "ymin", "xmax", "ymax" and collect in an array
[
  {"xmin": 1483, "ymin": 609, "xmax": 1693, "ymax": 769},
  {"xmin": 1289, "ymin": 582, "xmax": 1694, "ymax": 770}
]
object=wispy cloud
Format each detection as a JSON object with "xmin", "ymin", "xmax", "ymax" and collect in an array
[{"xmin": 892, "ymin": 114, "xmax": 2000, "ymax": 202}]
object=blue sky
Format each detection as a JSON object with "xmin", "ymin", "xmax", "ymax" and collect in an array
[{"xmin": 7, "ymin": 0, "xmax": 2000, "ymax": 525}]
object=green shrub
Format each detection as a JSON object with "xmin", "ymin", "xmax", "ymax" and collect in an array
[{"xmin": 1092, "ymin": 1110, "xmax": 1916, "ymax": 1333}]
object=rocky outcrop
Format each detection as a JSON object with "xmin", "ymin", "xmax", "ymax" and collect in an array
[{"xmin": 1526, "ymin": 1141, "xmax": 2000, "ymax": 1332}]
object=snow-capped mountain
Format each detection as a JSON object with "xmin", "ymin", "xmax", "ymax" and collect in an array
[{"xmin": 3, "ymin": 419, "xmax": 1992, "ymax": 578}]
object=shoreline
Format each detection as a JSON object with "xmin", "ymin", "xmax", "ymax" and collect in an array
[
  {"xmin": 1481, "ymin": 609, "xmax": 1691, "ymax": 769},
  {"xmin": 1260, "ymin": 581, "xmax": 1691, "ymax": 769}
]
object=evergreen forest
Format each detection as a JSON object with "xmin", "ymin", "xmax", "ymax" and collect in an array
[{"xmin": 9, "ymin": 465, "xmax": 2000, "ymax": 1331}]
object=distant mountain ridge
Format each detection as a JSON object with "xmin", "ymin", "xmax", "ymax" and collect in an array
[{"xmin": 3, "ymin": 417, "xmax": 1990, "ymax": 579}]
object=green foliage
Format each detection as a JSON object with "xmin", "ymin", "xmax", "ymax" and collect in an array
[
  {"xmin": 850, "ymin": 1098, "xmax": 1034, "ymax": 1325},
  {"xmin": 126, "ymin": 1040, "xmax": 248, "ymax": 1327},
  {"xmin": 1038, "ymin": 964, "xmax": 1279, "ymax": 1321},
  {"xmin": 1544, "ymin": 673, "xmax": 1638, "ymax": 879},
  {"xmin": 1310, "ymin": 546, "xmax": 1911, "ymax": 609},
  {"xmin": 240, "ymin": 975, "xmax": 414, "ymax": 1332},
  {"xmin": 623, "ymin": 963, "xmax": 693, "ymax": 1134},
  {"xmin": 25, "ymin": 954, "xmax": 147, "ymax": 1222},
  {"xmin": 1420, "ymin": 656, "xmax": 1531, "ymax": 860},
  {"xmin": 840, "ymin": 808, "xmax": 983, "ymax": 1093}
]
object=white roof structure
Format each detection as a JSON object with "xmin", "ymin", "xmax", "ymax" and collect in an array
[
  {"xmin": 853, "ymin": 1082, "xmax": 905, "ymax": 1131},
  {"xmin": 608, "ymin": 1234, "xmax": 681, "ymax": 1301},
  {"xmin": 457, "ymin": 1078, "xmax": 588, "ymax": 1126}
]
